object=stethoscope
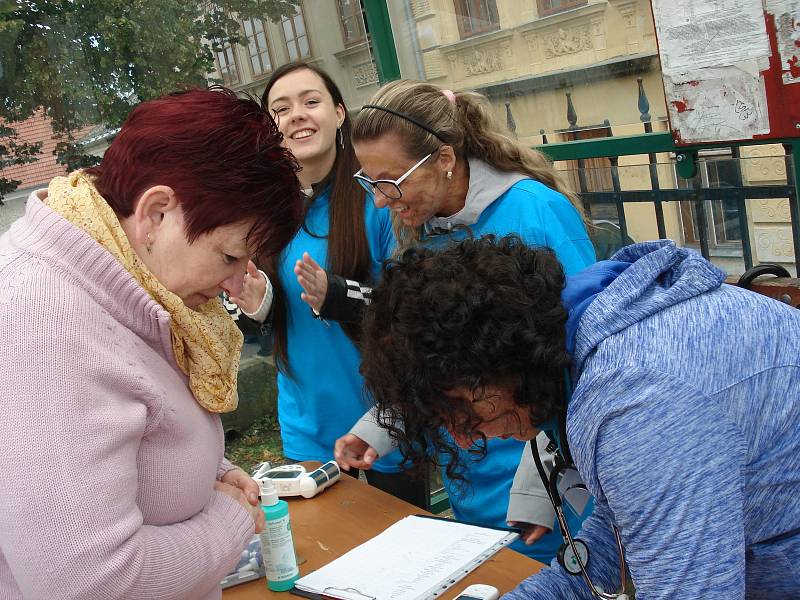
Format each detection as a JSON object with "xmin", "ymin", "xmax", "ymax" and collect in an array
[{"xmin": 529, "ymin": 373, "xmax": 630, "ymax": 600}]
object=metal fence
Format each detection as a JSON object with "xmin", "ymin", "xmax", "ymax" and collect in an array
[{"xmin": 504, "ymin": 78, "xmax": 800, "ymax": 275}]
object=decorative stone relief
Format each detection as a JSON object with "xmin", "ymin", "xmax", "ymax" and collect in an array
[
  {"xmin": 754, "ymin": 226, "xmax": 795, "ymax": 263},
  {"xmin": 463, "ymin": 47, "xmax": 502, "ymax": 76},
  {"xmin": 620, "ymin": 6, "xmax": 636, "ymax": 29},
  {"xmin": 590, "ymin": 17, "xmax": 607, "ymax": 51},
  {"xmin": 423, "ymin": 51, "xmax": 445, "ymax": 79},
  {"xmin": 411, "ymin": 0, "xmax": 433, "ymax": 19},
  {"xmin": 542, "ymin": 26, "xmax": 593, "ymax": 58},
  {"xmin": 751, "ymin": 199, "xmax": 791, "ymax": 223},
  {"xmin": 610, "ymin": 0, "xmax": 640, "ymax": 53},
  {"xmin": 523, "ymin": 34, "xmax": 543, "ymax": 67},
  {"xmin": 741, "ymin": 145, "xmax": 787, "ymax": 183},
  {"xmin": 352, "ymin": 61, "xmax": 378, "ymax": 88}
]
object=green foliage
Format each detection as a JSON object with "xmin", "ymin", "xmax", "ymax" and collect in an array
[
  {"xmin": 0, "ymin": 122, "xmax": 42, "ymax": 199},
  {"xmin": 226, "ymin": 413, "xmax": 284, "ymax": 474},
  {"xmin": 0, "ymin": 0, "xmax": 298, "ymax": 197}
]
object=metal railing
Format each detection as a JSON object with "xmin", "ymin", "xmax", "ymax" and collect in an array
[{"xmin": 503, "ymin": 77, "xmax": 800, "ymax": 274}]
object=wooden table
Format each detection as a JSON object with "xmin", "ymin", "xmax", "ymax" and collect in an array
[{"xmin": 223, "ymin": 464, "xmax": 543, "ymax": 599}]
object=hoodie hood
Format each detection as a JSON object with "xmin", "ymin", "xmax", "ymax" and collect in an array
[
  {"xmin": 565, "ymin": 239, "xmax": 727, "ymax": 377},
  {"xmin": 424, "ymin": 158, "xmax": 526, "ymax": 235}
]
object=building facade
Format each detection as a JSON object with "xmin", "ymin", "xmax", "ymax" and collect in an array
[{"xmin": 3, "ymin": 1, "xmax": 788, "ymax": 275}]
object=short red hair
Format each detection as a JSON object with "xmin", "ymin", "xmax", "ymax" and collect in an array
[{"xmin": 86, "ymin": 86, "xmax": 302, "ymax": 258}]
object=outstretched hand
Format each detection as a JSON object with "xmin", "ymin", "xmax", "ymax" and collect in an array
[
  {"xmin": 229, "ymin": 260, "xmax": 266, "ymax": 315},
  {"xmin": 294, "ymin": 252, "xmax": 328, "ymax": 313},
  {"xmin": 334, "ymin": 433, "xmax": 379, "ymax": 471},
  {"xmin": 507, "ymin": 522, "xmax": 551, "ymax": 545}
]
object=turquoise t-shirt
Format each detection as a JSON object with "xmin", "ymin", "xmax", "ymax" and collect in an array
[
  {"xmin": 426, "ymin": 179, "xmax": 595, "ymax": 562},
  {"xmin": 276, "ymin": 188, "xmax": 403, "ymax": 472}
]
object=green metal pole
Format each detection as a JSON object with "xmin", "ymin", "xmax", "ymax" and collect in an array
[
  {"xmin": 363, "ymin": 0, "xmax": 401, "ymax": 85},
  {"xmin": 787, "ymin": 143, "xmax": 800, "ymax": 275}
]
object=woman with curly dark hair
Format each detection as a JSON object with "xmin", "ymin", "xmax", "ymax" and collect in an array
[
  {"xmin": 360, "ymin": 235, "xmax": 571, "ymax": 483},
  {"xmin": 359, "ymin": 234, "xmax": 800, "ymax": 600}
]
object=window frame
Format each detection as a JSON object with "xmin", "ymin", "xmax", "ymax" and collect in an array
[
  {"xmin": 453, "ymin": 0, "xmax": 501, "ymax": 40},
  {"xmin": 674, "ymin": 150, "xmax": 744, "ymax": 250},
  {"xmin": 241, "ymin": 17, "xmax": 274, "ymax": 79},
  {"xmin": 562, "ymin": 125, "xmax": 616, "ymax": 223},
  {"xmin": 281, "ymin": 5, "xmax": 311, "ymax": 61},
  {"xmin": 536, "ymin": 0, "xmax": 588, "ymax": 18},
  {"xmin": 337, "ymin": 0, "xmax": 367, "ymax": 47},
  {"xmin": 214, "ymin": 39, "xmax": 240, "ymax": 87}
]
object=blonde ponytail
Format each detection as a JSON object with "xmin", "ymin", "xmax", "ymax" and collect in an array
[{"xmin": 352, "ymin": 80, "xmax": 586, "ymax": 250}]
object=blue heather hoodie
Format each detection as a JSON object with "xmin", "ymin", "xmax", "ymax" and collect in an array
[{"xmin": 506, "ymin": 240, "xmax": 800, "ymax": 599}]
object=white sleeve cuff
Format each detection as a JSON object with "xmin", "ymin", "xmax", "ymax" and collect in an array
[
  {"xmin": 242, "ymin": 270, "xmax": 273, "ymax": 323},
  {"xmin": 349, "ymin": 407, "xmax": 400, "ymax": 458}
]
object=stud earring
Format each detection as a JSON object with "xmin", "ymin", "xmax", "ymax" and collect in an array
[{"xmin": 446, "ymin": 171, "xmax": 453, "ymax": 180}]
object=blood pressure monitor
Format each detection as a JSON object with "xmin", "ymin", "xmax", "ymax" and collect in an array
[{"xmin": 251, "ymin": 461, "xmax": 341, "ymax": 499}]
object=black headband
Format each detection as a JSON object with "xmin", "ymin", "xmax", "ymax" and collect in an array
[{"xmin": 361, "ymin": 104, "xmax": 446, "ymax": 143}]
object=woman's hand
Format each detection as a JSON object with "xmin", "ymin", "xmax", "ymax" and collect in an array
[
  {"xmin": 294, "ymin": 252, "xmax": 328, "ymax": 314},
  {"xmin": 214, "ymin": 480, "xmax": 266, "ymax": 534},
  {"xmin": 507, "ymin": 522, "xmax": 551, "ymax": 545},
  {"xmin": 229, "ymin": 260, "xmax": 266, "ymax": 315},
  {"xmin": 221, "ymin": 466, "xmax": 260, "ymax": 505},
  {"xmin": 334, "ymin": 433, "xmax": 379, "ymax": 471}
]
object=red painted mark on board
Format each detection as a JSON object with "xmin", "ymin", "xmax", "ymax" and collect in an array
[
  {"xmin": 687, "ymin": 80, "xmax": 700, "ymax": 87},
  {"xmin": 670, "ymin": 100, "xmax": 691, "ymax": 113},
  {"xmin": 789, "ymin": 55, "xmax": 800, "ymax": 78}
]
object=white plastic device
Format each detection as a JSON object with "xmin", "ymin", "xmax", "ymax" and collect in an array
[
  {"xmin": 452, "ymin": 584, "xmax": 500, "ymax": 600},
  {"xmin": 251, "ymin": 461, "xmax": 341, "ymax": 499}
]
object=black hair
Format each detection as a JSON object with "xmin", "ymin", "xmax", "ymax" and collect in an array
[{"xmin": 359, "ymin": 234, "xmax": 571, "ymax": 481}]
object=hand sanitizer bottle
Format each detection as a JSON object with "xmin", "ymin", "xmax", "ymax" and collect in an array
[{"xmin": 258, "ymin": 478, "xmax": 300, "ymax": 591}]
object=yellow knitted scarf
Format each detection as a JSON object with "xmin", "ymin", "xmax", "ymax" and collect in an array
[{"xmin": 47, "ymin": 171, "xmax": 242, "ymax": 413}]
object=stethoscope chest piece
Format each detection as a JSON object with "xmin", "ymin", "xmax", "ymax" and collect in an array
[{"xmin": 557, "ymin": 538, "xmax": 590, "ymax": 575}]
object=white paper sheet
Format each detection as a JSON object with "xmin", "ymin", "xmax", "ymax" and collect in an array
[
  {"xmin": 294, "ymin": 516, "xmax": 517, "ymax": 600},
  {"xmin": 652, "ymin": 0, "xmax": 770, "ymax": 73},
  {"xmin": 665, "ymin": 63, "xmax": 770, "ymax": 143}
]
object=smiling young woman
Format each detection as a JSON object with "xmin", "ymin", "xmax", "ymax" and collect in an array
[{"xmin": 228, "ymin": 63, "xmax": 428, "ymax": 509}]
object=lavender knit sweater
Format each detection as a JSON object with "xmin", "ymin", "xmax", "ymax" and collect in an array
[{"xmin": 0, "ymin": 192, "xmax": 254, "ymax": 599}]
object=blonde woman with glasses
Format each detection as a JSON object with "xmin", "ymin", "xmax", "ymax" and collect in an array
[{"xmin": 296, "ymin": 80, "xmax": 596, "ymax": 565}]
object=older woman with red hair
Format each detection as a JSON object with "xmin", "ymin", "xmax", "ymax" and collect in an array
[{"xmin": 0, "ymin": 88, "xmax": 303, "ymax": 599}]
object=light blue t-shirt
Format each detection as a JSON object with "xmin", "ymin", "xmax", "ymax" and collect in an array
[
  {"xmin": 276, "ymin": 188, "xmax": 403, "ymax": 472},
  {"xmin": 425, "ymin": 179, "xmax": 595, "ymax": 561}
]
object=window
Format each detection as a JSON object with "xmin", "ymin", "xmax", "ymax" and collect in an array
[
  {"xmin": 282, "ymin": 8, "xmax": 310, "ymax": 61},
  {"xmin": 677, "ymin": 153, "xmax": 743, "ymax": 247},
  {"xmin": 214, "ymin": 40, "xmax": 240, "ymax": 86},
  {"xmin": 242, "ymin": 18, "xmax": 273, "ymax": 77},
  {"xmin": 454, "ymin": 0, "xmax": 500, "ymax": 39},
  {"xmin": 537, "ymin": 0, "xmax": 588, "ymax": 18},
  {"xmin": 562, "ymin": 126, "xmax": 616, "ymax": 222},
  {"xmin": 338, "ymin": 0, "xmax": 366, "ymax": 46}
]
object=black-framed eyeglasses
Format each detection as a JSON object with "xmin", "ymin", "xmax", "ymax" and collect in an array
[{"xmin": 353, "ymin": 152, "xmax": 433, "ymax": 200}]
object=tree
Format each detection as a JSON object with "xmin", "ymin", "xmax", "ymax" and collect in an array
[
  {"xmin": 0, "ymin": 123, "xmax": 42, "ymax": 202},
  {"xmin": 0, "ymin": 0, "xmax": 298, "ymax": 198}
]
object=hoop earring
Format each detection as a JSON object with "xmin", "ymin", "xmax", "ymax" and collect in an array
[{"xmin": 337, "ymin": 127, "xmax": 345, "ymax": 149}]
